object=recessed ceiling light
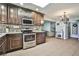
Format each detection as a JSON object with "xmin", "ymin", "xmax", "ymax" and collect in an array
[
  {"xmin": 20, "ymin": 3, "xmax": 23, "ymax": 5},
  {"xmin": 36, "ymin": 8, "xmax": 39, "ymax": 11},
  {"xmin": 1, "ymin": 5, "xmax": 5, "ymax": 9},
  {"xmin": 10, "ymin": 9, "xmax": 14, "ymax": 13}
]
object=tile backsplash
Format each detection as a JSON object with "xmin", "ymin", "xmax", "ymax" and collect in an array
[
  {"xmin": 0, "ymin": 24, "xmax": 22, "ymax": 33},
  {"xmin": 33, "ymin": 26, "xmax": 43, "ymax": 31},
  {"xmin": 6, "ymin": 25, "xmax": 21, "ymax": 32},
  {"xmin": 0, "ymin": 24, "xmax": 6, "ymax": 33}
]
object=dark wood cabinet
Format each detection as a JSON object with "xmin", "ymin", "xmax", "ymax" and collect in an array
[
  {"xmin": 17, "ymin": 8, "xmax": 23, "ymax": 25},
  {"xmin": 32, "ymin": 12, "xmax": 44, "ymax": 26},
  {"xmin": 0, "ymin": 3, "xmax": 44, "ymax": 25},
  {"xmin": 36, "ymin": 32, "xmax": 46, "ymax": 45},
  {"xmin": 8, "ymin": 5, "xmax": 18, "ymax": 24},
  {"xmin": 0, "ymin": 3, "xmax": 45, "ymax": 55},
  {"xmin": 0, "ymin": 36, "xmax": 7, "ymax": 54},
  {"xmin": 6, "ymin": 34, "xmax": 22, "ymax": 52},
  {"xmin": 0, "ymin": 4, "xmax": 7, "ymax": 24}
]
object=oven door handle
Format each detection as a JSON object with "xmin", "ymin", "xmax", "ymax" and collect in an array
[{"xmin": 23, "ymin": 33, "xmax": 36, "ymax": 35}]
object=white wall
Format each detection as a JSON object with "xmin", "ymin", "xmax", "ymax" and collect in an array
[{"xmin": 55, "ymin": 20, "xmax": 69, "ymax": 39}]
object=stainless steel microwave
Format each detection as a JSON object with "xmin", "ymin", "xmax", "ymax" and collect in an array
[{"xmin": 22, "ymin": 17, "xmax": 33, "ymax": 25}]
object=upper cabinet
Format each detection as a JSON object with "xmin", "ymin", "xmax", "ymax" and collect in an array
[
  {"xmin": 0, "ymin": 3, "xmax": 44, "ymax": 25},
  {"xmin": 18, "ymin": 8, "xmax": 44, "ymax": 26},
  {"xmin": 18, "ymin": 8, "xmax": 23, "ymax": 25},
  {"xmin": 32, "ymin": 12, "xmax": 44, "ymax": 26},
  {"xmin": 8, "ymin": 5, "xmax": 21, "ymax": 24},
  {"xmin": 0, "ymin": 4, "xmax": 7, "ymax": 24},
  {"xmin": 8, "ymin": 5, "xmax": 18, "ymax": 24}
]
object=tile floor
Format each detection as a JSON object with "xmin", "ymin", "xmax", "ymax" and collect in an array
[{"xmin": 2, "ymin": 37, "xmax": 79, "ymax": 56}]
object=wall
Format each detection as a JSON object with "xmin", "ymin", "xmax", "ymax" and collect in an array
[
  {"xmin": 43, "ymin": 18, "xmax": 56, "ymax": 31},
  {"xmin": 43, "ymin": 19, "xmax": 56, "ymax": 37},
  {"xmin": 55, "ymin": 20, "xmax": 69, "ymax": 39},
  {"xmin": 55, "ymin": 21, "xmax": 64, "ymax": 38},
  {"xmin": 56, "ymin": 21, "xmax": 63, "ymax": 33},
  {"xmin": 43, "ymin": 21, "xmax": 51, "ymax": 31}
]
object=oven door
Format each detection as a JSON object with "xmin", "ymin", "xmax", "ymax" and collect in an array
[{"xmin": 23, "ymin": 33, "xmax": 36, "ymax": 42}]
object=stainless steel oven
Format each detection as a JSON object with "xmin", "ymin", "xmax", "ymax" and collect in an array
[
  {"xmin": 23, "ymin": 33, "xmax": 36, "ymax": 42},
  {"xmin": 22, "ymin": 28, "xmax": 36, "ymax": 49},
  {"xmin": 23, "ymin": 33, "xmax": 36, "ymax": 49}
]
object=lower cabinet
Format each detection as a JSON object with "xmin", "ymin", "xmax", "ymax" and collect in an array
[
  {"xmin": 36, "ymin": 32, "xmax": 46, "ymax": 45},
  {"xmin": 0, "ymin": 36, "xmax": 7, "ymax": 54},
  {"xmin": 6, "ymin": 34, "xmax": 22, "ymax": 52}
]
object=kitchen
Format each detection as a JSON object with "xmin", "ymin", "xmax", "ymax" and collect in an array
[
  {"xmin": 0, "ymin": 3, "xmax": 79, "ymax": 56},
  {"xmin": 0, "ymin": 3, "xmax": 46, "ymax": 55}
]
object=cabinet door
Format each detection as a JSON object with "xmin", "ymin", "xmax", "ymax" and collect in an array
[
  {"xmin": 10, "ymin": 34, "xmax": 22, "ymax": 50},
  {"xmin": 8, "ymin": 5, "xmax": 18, "ymax": 24},
  {"xmin": 37, "ymin": 14, "xmax": 42, "ymax": 25},
  {"xmin": 0, "ymin": 4, "xmax": 7, "ymax": 24},
  {"xmin": 41, "ymin": 33, "xmax": 46, "ymax": 42},
  {"xmin": 18, "ymin": 8, "xmax": 23, "ymax": 25},
  {"xmin": 32, "ymin": 12, "xmax": 44, "ymax": 26},
  {"xmin": 36, "ymin": 33, "xmax": 41, "ymax": 44},
  {"xmin": 36, "ymin": 33, "xmax": 46, "ymax": 45},
  {"xmin": 32, "ymin": 12, "xmax": 39, "ymax": 25},
  {"xmin": 32, "ymin": 12, "xmax": 36, "ymax": 25},
  {"xmin": 0, "ymin": 36, "xmax": 7, "ymax": 54},
  {"xmin": 7, "ymin": 34, "xmax": 22, "ymax": 51},
  {"xmin": 0, "ymin": 4, "xmax": 1, "ymax": 23},
  {"xmin": 6, "ymin": 34, "xmax": 13, "ymax": 51}
]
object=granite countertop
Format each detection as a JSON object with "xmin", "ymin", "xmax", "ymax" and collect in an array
[
  {"xmin": 0, "ymin": 31, "xmax": 45, "ymax": 38},
  {"xmin": 7, "ymin": 32, "xmax": 22, "ymax": 34},
  {"xmin": 0, "ymin": 33, "xmax": 7, "ymax": 38},
  {"xmin": 0, "ymin": 32, "xmax": 22, "ymax": 38},
  {"xmin": 33, "ymin": 30, "xmax": 45, "ymax": 33}
]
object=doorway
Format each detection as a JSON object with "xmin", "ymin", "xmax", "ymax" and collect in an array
[
  {"xmin": 50, "ymin": 22, "xmax": 56, "ymax": 37},
  {"xmin": 70, "ymin": 22, "xmax": 78, "ymax": 38}
]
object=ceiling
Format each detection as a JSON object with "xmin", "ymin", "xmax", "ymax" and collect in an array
[
  {"xmin": 43, "ymin": 3, "xmax": 79, "ymax": 19},
  {"xmin": 14, "ymin": 3, "xmax": 79, "ymax": 20},
  {"xmin": 23, "ymin": 3, "xmax": 43, "ymax": 13},
  {"xmin": 13, "ymin": 3, "xmax": 44, "ymax": 14}
]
